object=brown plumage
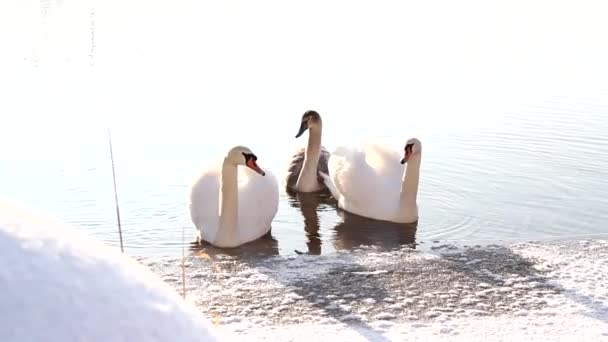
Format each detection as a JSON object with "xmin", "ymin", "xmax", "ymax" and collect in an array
[{"xmin": 284, "ymin": 146, "xmax": 330, "ymax": 191}]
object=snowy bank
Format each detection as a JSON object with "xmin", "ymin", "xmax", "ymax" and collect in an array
[
  {"xmin": 0, "ymin": 198, "xmax": 217, "ymax": 342},
  {"xmin": 145, "ymin": 239, "xmax": 608, "ymax": 341},
  {"xmin": 3, "ymin": 195, "xmax": 606, "ymax": 341}
]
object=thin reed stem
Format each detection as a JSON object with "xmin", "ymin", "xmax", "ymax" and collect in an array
[
  {"xmin": 181, "ymin": 224, "xmax": 186, "ymax": 299},
  {"xmin": 108, "ymin": 129, "xmax": 124, "ymax": 253}
]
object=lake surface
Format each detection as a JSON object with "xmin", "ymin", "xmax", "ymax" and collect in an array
[
  {"xmin": 2, "ymin": 98, "xmax": 608, "ymax": 257},
  {"xmin": 1, "ymin": 0, "xmax": 608, "ymax": 257}
]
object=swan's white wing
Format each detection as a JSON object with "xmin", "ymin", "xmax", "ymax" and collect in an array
[
  {"xmin": 364, "ymin": 143, "xmax": 404, "ymax": 201},
  {"xmin": 329, "ymin": 142, "xmax": 404, "ymax": 221},
  {"xmin": 363, "ymin": 143, "xmax": 404, "ymax": 179},
  {"xmin": 237, "ymin": 166, "xmax": 279, "ymax": 243},
  {"xmin": 189, "ymin": 166, "xmax": 220, "ymax": 242},
  {"xmin": 328, "ymin": 146, "xmax": 374, "ymax": 210}
]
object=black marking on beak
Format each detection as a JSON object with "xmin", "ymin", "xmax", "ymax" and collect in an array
[
  {"xmin": 406, "ymin": 143, "xmax": 414, "ymax": 153},
  {"xmin": 242, "ymin": 152, "xmax": 257, "ymax": 162},
  {"xmin": 295, "ymin": 120, "xmax": 309, "ymax": 138},
  {"xmin": 242, "ymin": 152, "xmax": 265, "ymax": 176},
  {"xmin": 400, "ymin": 143, "xmax": 414, "ymax": 164}
]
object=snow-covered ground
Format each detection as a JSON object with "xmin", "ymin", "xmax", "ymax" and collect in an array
[
  {"xmin": 142, "ymin": 240, "xmax": 608, "ymax": 341},
  {"xmin": 3, "ymin": 196, "xmax": 607, "ymax": 341},
  {"xmin": 0, "ymin": 198, "xmax": 218, "ymax": 342}
]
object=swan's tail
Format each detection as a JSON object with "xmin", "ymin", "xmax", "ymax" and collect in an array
[{"xmin": 318, "ymin": 171, "xmax": 340, "ymax": 201}]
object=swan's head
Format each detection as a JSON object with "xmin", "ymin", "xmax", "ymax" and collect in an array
[
  {"xmin": 226, "ymin": 146, "xmax": 266, "ymax": 176},
  {"xmin": 400, "ymin": 138, "xmax": 421, "ymax": 164},
  {"xmin": 295, "ymin": 110, "xmax": 322, "ymax": 138}
]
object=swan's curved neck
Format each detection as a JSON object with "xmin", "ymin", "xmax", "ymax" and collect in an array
[
  {"xmin": 296, "ymin": 124, "xmax": 323, "ymax": 192},
  {"xmin": 398, "ymin": 153, "xmax": 421, "ymax": 222},
  {"xmin": 216, "ymin": 158, "xmax": 239, "ymax": 247}
]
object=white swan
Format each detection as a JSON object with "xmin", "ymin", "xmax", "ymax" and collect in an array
[
  {"xmin": 0, "ymin": 197, "xmax": 217, "ymax": 342},
  {"xmin": 284, "ymin": 110, "xmax": 330, "ymax": 193},
  {"xmin": 319, "ymin": 138, "xmax": 422, "ymax": 223},
  {"xmin": 189, "ymin": 145, "xmax": 279, "ymax": 248}
]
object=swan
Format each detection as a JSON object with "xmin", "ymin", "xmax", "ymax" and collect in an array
[
  {"xmin": 0, "ymin": 197, "xmax": 217, "ymax": 342},
  {"xmin": 189, "ymin": 145, "xmax": 279, "ymax": 248},
  {"xmin": 319, "ymin": 138, "xmax": 422, "ymax": 223},
  {"xmin": 284, "ymin": 110, "xmax": 330, "ymax": 193}
]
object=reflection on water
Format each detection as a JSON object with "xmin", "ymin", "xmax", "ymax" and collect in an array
[
  {"xmin": 286, "ymin": 189, "xmax": 417, "ymax": 254},
  {"xmin": 197, "ymin": 189, "xmax": 418, "ymax": 261},
  {"xmin": 189, "ymin": 232, "xmax": 280, "ymax": 259},
  {"xmin": 332, "ymin": 210, "xmax": 418, "ymax": 251},
  {"xmin": 88, "ymin": 7, "xmax": 95, "ymax": 65},
  {"xmin": 286, "ymin": 189, "xmax": 336, "ymax": 255}
]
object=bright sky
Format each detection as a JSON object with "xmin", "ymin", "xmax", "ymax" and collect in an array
[{"xmin": 1, "ymin": 0, "xmax": 607, "ymax": 132}]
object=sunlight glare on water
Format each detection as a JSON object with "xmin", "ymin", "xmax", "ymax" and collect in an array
[{"xmin": 1, "ymin": 0, "xmax": 607, "ymax": 257}]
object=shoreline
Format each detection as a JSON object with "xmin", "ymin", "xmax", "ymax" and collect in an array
[{"xmin": 139, "ymin": 239, "xmax": 608, "ymax": 340}]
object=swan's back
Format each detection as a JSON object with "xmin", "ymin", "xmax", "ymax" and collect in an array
[
  {"xmin": 328, "ymin": 142, "xmax": 404, "ymax": 220},
  {"xmin": 0, "ymin": 198, "xmax": 217, "ymax": 342},
  {"xmin": 189, "ymin": 164, "xmax": 279, "ymax": 245}
]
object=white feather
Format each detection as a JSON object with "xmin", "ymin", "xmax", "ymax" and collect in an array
[{"xmin": 322, "ymin": 139, "xmax": 421, "ymax": 223}]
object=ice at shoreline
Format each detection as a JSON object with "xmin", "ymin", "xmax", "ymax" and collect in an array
[{"xmin": 143, "ymin": 240, "xmax": 608, "ymax": 341}]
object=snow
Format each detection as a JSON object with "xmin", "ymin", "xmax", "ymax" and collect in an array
[
  {"xmin": 0, "ymin": 198, "xmax": 217, "ymax": 342},
  {"xmin": 215, "ymin": 314, "xmax": 607, "ymax": 341},
  {"xmin": 3, "ymin": 196, "xmax": 608, "ymax": 341},
  {"xmin": 144, "ymin": 240, "xmax": 608, "ymax": 341}
]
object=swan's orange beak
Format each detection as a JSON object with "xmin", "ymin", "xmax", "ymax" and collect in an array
[{"xmin": 246, "ymin": 159, "xmax": 266, "ymax": 176}]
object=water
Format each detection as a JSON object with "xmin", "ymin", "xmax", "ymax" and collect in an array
[{"xmin": 1, "ymin": 0, "xmax": 608, "ymax": 257}]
